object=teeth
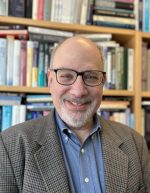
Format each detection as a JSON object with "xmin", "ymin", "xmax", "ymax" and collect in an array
[{"xmin": 71, "ymin": 101, "xmax": 83, "ymax": 105}]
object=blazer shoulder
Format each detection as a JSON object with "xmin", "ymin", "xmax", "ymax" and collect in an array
[{"xmin": 99, "ymin": 116, "xmax": 144, "ymax": 142}]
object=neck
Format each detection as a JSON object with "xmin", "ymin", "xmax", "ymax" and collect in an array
[{"xmin": 70, "ymin": 120, "xmax": 93, "ymax": 143}]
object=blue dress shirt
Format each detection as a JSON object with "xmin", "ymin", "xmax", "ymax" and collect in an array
[{"xmin": 55, "ymin": 111, "xmax": 105, "ymax": 193}]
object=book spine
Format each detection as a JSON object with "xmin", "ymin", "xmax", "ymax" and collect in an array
[
  {"xmin": 80, "ymin": 0, "xmax": 89, "ymax": 25},
  {"xmin": 127, "ymin": 48, "xmax": 134, "ymax": 90},
  {"xmin": 38, "ymin": 42, "xmax": 45, "ymax": 87},
  {"xmin": 2, "ymin": 106, "xmax": 12, "ymax": 131},
  {"xmin": 20, "ymin": 40, "xmax": 27, "ymax": 86},
  {"xmin": 25, "ymin": 0, "xmax": 33, "ymax": 18},
  {"xmin": 6, "ymin": 35, "xmax": 14, "ymax": 85},
  {"xmin": 43, "ymin": 0, "xmax": 51, "ymax": 20},
  {"xmin": 26, "ymin": 41, "xmax": 34, "ymax": 87},
  {"xmin": 95, "ymin": 1, "xmax": 134, "ymax": 10},
  {"xmin": 32, "ymin": 0, "xmax": 38, "ymax": 19},
  {"xmin": 37, "ymin": 0, "xmax": 44, "ymax": 20},
  {"xmin": 0, "ymin": 38, "xmax": 7, "ymax": 85},
  {"xmin": 0, "ymin": 0, "xmax": 8, "ymax": 15},
  {"xmin": 32, "ymin": 41, "xmax": 39, "ymax": 87},
  {"xmin": 13, "ymin": 40, "xmax": 21, "ymax": 86}
]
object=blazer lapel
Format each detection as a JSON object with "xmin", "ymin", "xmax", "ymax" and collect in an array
[
  {"xmin": 33, "ymin": 111, "xmax": 70, "ymax": 193},
  {"xmin": 100, "ymin": 118, "xmax": 129, "ymax": 193}
]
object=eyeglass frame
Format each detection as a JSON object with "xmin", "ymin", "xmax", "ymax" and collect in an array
[{"xmin": 50, "ymin": 68, "xmax": 106, "ymax": 87}]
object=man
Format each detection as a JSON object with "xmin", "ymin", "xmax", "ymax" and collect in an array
[{"xmin": 0, "ymin": 36, "xmax": 150, "ymax": 193}]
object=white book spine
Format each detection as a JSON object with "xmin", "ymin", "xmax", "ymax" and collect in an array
[
  {"xmin": 6, "ymin": 36, "xmax": 14, "ymax": 85},
  {"xmin": 93, "ymin": 15, "xmax": 136, "ymax": 25},
  {"xmin": 13, "ymin": 40, "xmax": 21, "ymax": 86},
  {"xmin": 12, "ymin": 105, "xmax": 20, "ymax": 126},
  {"xmin": 19, "ymin": 105, "xmax": 26, "ymax": 123},
  {"xmin": 80, "ymin": 0, "xmax": 88, "ymax": 25},
  {"xmin": 0, "ymin": 38, "xmax": 7, "ymax": 85},
  {"xmin": 127, "ymin": 48, "xmax": 134, "ymax": 90},
  {"xmin": 32, "ymin": 0, "xmax": 38, "ymax": 20},
  {"xmin": 28, "ymin": 26, "xmax": 74, "ymax": 37}
]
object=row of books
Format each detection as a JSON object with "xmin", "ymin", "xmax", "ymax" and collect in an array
[
  {"xmin": 141, "ymin": 42, "xmax": 150, "ymax": 91},
  {"xmin": 141, "ymin": 101, "xmax": 150, "ymax": 151},
  {"xmin": 0, "ymin": 36, "xmax": 56, "ymax": 87},
  {"xmin": 93, "ymin": 0, "xmax": 138, "ymax": 30},
  {"xmin": 0, "ymin": 26, "xmax": 134, "ymax": 90},
  {"xmin": 0, "ymin": 93, "xmax": 134, "ymax": 132},
  {"xmin": 98, "ymin": 100, "xmax": 134, "ymax": 128},
  {"xmin": 0, "ymin": 0, "xmax": 139, "ymax": 30},
  {"xmin": 141, "ymin": 0, "xmax": 150, "ymax": 32}
]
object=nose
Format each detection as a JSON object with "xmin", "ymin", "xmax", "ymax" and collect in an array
[{"xmin": 69, "ymin": 75, "xmax": 88, "ymax": 97}]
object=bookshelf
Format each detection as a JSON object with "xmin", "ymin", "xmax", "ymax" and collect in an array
[{"xmin": 0, "ymin": 15, "xmax": 143, "ymax": 134}]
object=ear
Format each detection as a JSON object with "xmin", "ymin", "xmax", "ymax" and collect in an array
[{"xmin": 47, "ymin": 69, "xmax": 53, "ymax": 87}]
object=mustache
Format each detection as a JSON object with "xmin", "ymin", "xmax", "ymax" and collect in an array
[{"xmin": 62, "ymin": 95, "xmax": 92, "ymax": 104}]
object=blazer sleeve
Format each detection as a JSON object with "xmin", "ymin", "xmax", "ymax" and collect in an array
[{"xmin": 0, "ymin": 134, "xmax": 19, "ymax": 193}]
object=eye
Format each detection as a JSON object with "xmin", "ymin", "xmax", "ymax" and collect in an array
[{"xmin": 84, "ymin": 72, "xmax": 99, "ymax": 81}]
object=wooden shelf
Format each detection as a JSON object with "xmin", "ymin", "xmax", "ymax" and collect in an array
[
  {"xmin": 0, "ymin": 16, "xmax": 136, "ymax": 35},
  {"xmin": 0, "ymin": 86, "xmax": 134, "ymax": 97},
  {"xmin": 142, "ymin": 91, "xmax": 150, "ymax": 98},
  {"xmin": 0, "ymin": 86, "xmax": 49, "ymax": 93},
  {"xmin": 103, "ymin": 90, "xmax": 134, "ymax": 97}
]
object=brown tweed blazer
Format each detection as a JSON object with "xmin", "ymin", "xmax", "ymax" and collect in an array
[{"xmin": 0, "ymin": 110, "xmax": 150, "ymax": 193}]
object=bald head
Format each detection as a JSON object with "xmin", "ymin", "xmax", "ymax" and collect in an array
[{"xmin": 50, "ymin": 36, "xmax": 104, "ymax": 71}]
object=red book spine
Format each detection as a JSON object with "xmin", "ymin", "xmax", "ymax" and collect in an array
[{"xmin": 38, "ymin": 0, "xmax": 44, "ymax": 20}]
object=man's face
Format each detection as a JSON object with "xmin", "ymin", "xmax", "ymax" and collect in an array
[{"xmin": 48, "ymin": 38, "xmax": 104, "ymax": 129}]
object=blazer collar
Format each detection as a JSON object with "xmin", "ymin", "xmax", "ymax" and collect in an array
[
  {"xmin": 100, "ymin": 117, "xmax": 129, "ymax": 193},
  {"xmin": 34, "ymin": 110, "xmax": 70, "ymax": 193}
]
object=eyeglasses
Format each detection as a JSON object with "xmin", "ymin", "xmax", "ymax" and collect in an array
[{"xmin": 50, "ymin": 68, "xmax": 106, "ymax": 87}]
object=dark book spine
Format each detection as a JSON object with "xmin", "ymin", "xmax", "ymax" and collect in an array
[
  {"xmin": 115, "ymin": 2, "xmax": 134, "ymax": 10},
  {"xmin": 25, "ymin": 0, "xmax": 33, "ymax": 18}
]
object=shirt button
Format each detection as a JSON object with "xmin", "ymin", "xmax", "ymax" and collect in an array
[
  {"xmin": 84, "ymin": 177, "xmax": 89, "ymax": 183},
  {"xmin": 65, "ymin": 136, "xmax": 68, "ymax": 141},
  {"xmin": 81, "ymin": 148, "xmax": 85, "ymax": 154}
]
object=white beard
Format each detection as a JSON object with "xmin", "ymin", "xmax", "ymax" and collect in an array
[{"xmin": 59, "ymin": 96, "xmax": 97, "ymax": 128}]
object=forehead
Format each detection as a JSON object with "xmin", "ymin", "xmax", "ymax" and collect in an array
[{"xmin": 52, "ymin": 38, "xmax": 103, "ymax": 70}]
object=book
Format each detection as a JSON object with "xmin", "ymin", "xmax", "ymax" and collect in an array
[
  {"xmin": 0, "ymin": 29, "xmax": 28, "ymax": 39},
  {"xmin": 143, "ymin": 0, "xmax": 150, "ymax": 32},
  {"xmin": 93, "ymin": 8, "xmax": 135, "ymax": 18},
  {"xmin": 32, "ymin": 0, "xmax": 38, "ymax": 20},
  {"xmin": 32, "ymin": 41, "xmax": 39, "ymax": 87},
  {"xmin": 13, "ymin": 40, "xmax": 21, "ymax": 86},
  {"xmin": 0, "ymin": 0, "xmax": 8, "ymax": 16},
  {"xmin": 2, "ymin": 105, "xmax": 12, "ymax": 131},
  {"xmin": 20, "ymin": 40, "xmax": 27, "ymax": 86},
  {"xmin": 93, "ymin": 14, "xmax": 136, "ymax": 25},
  {"xmin": 127, "ymin": 48, "xmax": 134, "ymax": 90},
  {"xmin": 43, "ymin": 0, "xmax": 51, "ymax": 20},
  {"xmin": 37, "ymin": 0, "xmax": 44, "ymax": 20},
  {"xmin": 95, "ymin": 1, "xmax": 134, "ymax": 10},
  {"xmin": 6, "ymin": 35, "xmax": 14, "ymax": 85},
  {"xmin": 25, "ymin": 0, "xmax": 33, "ymax": 18},
  {"xmin": 28, "ymin": 26, "xmax": 74, "ymax": 37},
  {"xmin": 26, "ymin": 41, "xmax": 34, "ymax": 87},
  {"xmin": 80, "ymin": 0, "xmax": 89, "ymax": 25},
  {"xmin": 75, "ymin": 33, "xmax": 112, "ymax": 42},
  {"xmin": 0, "ymin": 38, "xmax": 7, "ymax": 86},
  {"xmin": 38, "ymin": 42, "xmax": 45, "ymax": 87},
  {"xmin": 8, "ymin": 0, "xmax": 25, "ymax": 17},
  {"xmin": 93, "ymin": 20, "xmax": 135, "ymax": 29},
  {"xmin": 0, "ymin": 94, "xmax": 22, "ymax": 105},
  {"xmin": 26, "ymin": 94, "xmax": 52, "ymax": 102}
]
